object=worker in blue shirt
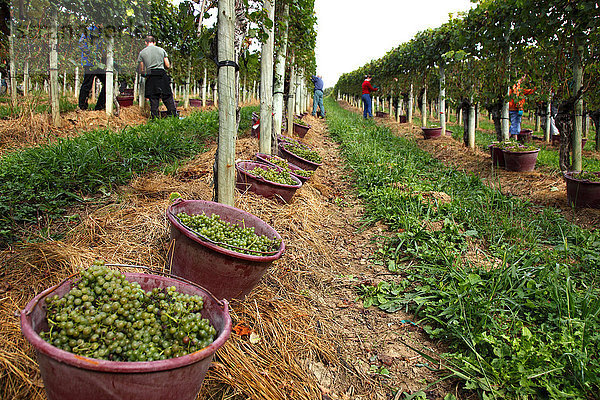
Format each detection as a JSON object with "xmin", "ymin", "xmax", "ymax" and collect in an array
[
  {"xmin": 78, "ymin": 25, "xmax": 107, "ymax": 111},
  {"xmin": 311, "ymin": 75, "xmax": 325, "ymax": 118}
]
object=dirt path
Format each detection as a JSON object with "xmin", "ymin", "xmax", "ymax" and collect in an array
[{"xmin": 1, "ymin": 110, "xmax": 454, "ymax": 399}]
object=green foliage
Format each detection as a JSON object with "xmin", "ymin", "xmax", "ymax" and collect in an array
[
  {"xmin": 0, "ymin": 107, "xmax": 258, "ymax": 244},
  {"xmin": 326, "ymin": 98, "xmax": 600, "ymax": 399}
]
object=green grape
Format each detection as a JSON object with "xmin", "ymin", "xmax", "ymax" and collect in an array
[
  {"xmin": 249, "ymin": 166, "xmax": 297, "ymax": 186},
  {"xmin": 176, "ymin": 212, "xmax": 281, "ymax": 256},
  {"xmin": 41, "ymin": 264, "xmax": 217, "ymax": 362},
  {"xmin": 284, "ymin": 143, "xmax": 322, "ymax": 163}
]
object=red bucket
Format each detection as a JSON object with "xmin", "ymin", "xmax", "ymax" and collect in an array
[
  {"xmin": 167, "ymin": 199, "xmax": 285, "ymax": 300},
  {"xmin": 20, "ymin": 272, "xmax": 231, "ymax": 400}
]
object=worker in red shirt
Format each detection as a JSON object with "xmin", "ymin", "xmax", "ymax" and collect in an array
[
  {"xmin": 361, "ymin": 75, "xmax": 378, "ymax": 119},
  {"xmin": 509, "ymin": 76, "xmax": 535, "ymax": 137}
]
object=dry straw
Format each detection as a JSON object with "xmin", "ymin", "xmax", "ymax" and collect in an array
[{"xmin": 0, "ymin": 126, "xmax": 375, "ymax": 399}]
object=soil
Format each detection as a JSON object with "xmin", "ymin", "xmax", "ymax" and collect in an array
[{"xmin": 1, "ymin": 99, "xmax": 598, "ymax": 400}]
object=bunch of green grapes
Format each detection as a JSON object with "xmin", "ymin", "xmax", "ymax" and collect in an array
[
  {"xmin": 176, "ymin": 212, "xmax": 281, "ymax": 255},
  {"xmin": 249, "ymin": 166, "xmax": 298, "ymax": 186},
  {"xmin": 293, "ymin": 169, "xmax": 314, "ymax": 178},
  {"xmin": 285, "ymin": 143, "xmax": 322, "ymax": 164},
  {"xmin": 41, "ymin": 264, "xmax": 216, "ymax": 362},
  {"xmin": 267, "ymin": 155, "xmax": 292, "ymax": 170},
  {"xmin": 267, "ymin": 156, "xmax": 314, "ymax": 179}
]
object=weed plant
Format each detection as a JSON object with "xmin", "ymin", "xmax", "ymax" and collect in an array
[{"xmin": 326, "ymin": 98, "xmax": 600, "ymax": 399}]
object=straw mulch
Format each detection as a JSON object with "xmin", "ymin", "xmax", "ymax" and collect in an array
[{"xmin": 0, "ymin": 113, "xmax": 452, "ymax": 400}]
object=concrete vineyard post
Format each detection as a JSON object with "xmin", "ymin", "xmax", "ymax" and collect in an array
[
  {"xmin": 133, "ymin": 73, "xmax": 138, "ymax": 100},
  {"xmin": 259, "ymin": 0, "xmax": 275, "ymax": 155}
]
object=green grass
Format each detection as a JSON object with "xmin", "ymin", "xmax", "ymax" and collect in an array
[
  {"xmin": 327, "ymin": 97, "xmax": 600, "ymax": 399},
  {"xmin": 0, "ymin": 106, "xmax": 259, "ymax": 244}
]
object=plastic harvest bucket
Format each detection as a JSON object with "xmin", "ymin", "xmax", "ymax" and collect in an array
[
  {"xmin": 167, "ymin": 199, "xmax": 285, "ymax": 300},
  {"xmin": 278, "ymin": 143, "xmax": 322, "ymax": 171},
  {"xmin": 20, "ymin": 272, "xmax": 232, "ymax": 400},
  {"xmin": 236, "ymin": 160, "xmax": 303, "ymax": 203},
  {"xmin": 255, "ymin": 153, "xmax": 310, "ymax": 183}
]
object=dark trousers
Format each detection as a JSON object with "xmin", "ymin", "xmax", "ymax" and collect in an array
[
  {"xmin": 79, "ymin": 68, "xmax": 106, "ymax": 110},
  {"xmin": 149, "ymin": 94, "xmax": 177, "ymax": 118}
]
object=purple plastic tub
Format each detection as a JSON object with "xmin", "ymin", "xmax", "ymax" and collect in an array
[
  {"xmin": 422, "ymin": 127, "xmax": 443, "ymax": 139},
  {"xmin": 278, "ymin": 143, "xmax": 322, "ymax": 171},
  {"xmin": 236, "ymin": 161, "xmax": 302, "ymax": 203},
  {"xmin": 20, "ymin": 272, "xmax": 231, "ymax": 400},
  {"xmin": 564, "ymin": 172, "xmax": 600, "ymax": 209},
  {"xmin": 167, "ymin": 199, "xmax": 285, "ymax": 300},
  {"xmin": 255, "ymin": 153, "xmax": 311, "ymax": 183},
  {"xmin": 502, "ymin": 149, "xmax": 539, "ymax": 172}
]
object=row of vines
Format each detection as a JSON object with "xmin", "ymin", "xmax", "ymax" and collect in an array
[{"xmin": 334, "ymin": 0, "xmax": 599, "ymax": 172}]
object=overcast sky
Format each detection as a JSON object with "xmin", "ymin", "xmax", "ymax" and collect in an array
[{"xmin": 313, "ymin": 0, "xmax": 475, "ymax": 88}]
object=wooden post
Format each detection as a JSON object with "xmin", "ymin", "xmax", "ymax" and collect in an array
[
  {"xmin": 139, "ymin": 76, "xmax": 146, "ymax": 111},
  {"xmin": 184, "ymin": 59, "xmax": 191, "ymax": 109},
  {"xmin": 407, "ymin": 83, "xmax": 413, "ymax": 123},
  {"xmin": 202, "ymin": 67, "xmax": 207, "ymax": 107},
  {"xmin": 105, "ymin": 33, "xmax": 114, "ymax": 116},
  {"xmin": 213, "ymin": 82, "xmax": 218, "ymax": 106},
  {"xmin": 259, "ymin": 0, "xmax": 275, "ymax": 154},
  {"xmin": 216, "ymin": 0, "xmax": 237, "ymax": 205},
  {"xmin": 133, "ymin": 72, "xmax": 138, "ymax": 100},
  {"xmin": 501, "ymin": 87, "xmax": 510, "ymax": 140},
  {"xmin": 91, "ymin": 77, "xmax": 96, "ymax": 104},
  {"xmin": 572, "ymin": 42, "xmax": 583, "ymax": 171},
  {"xmin": 8, "ymin": 18, "xmax": 17, "ymax": 107},
  {"xmin": 439, "ymin": 65, "xmax": 446, "ymax": 133},
  {"xmin": 74, "ymin": 67, "xmax": 80, "ymax": 100},
  {"xmin": 421, "ymin": 84, "xmax": 427, "ymax": 127},
  {"xmin": 468, "ymin": 96, "xmax": 476, "ymax": 149},
  {"xmin": 544, "ymin": 94, "xmax": 551, "ymax": 142},
  {"xmin": 287, "ymin": 57, "xmax": 297, "ymax": 136},
  {"xmin": 24, "ymin": 61, "xmax": 30, "ymax": 96},
  {"xmin": 274, "ymin": 3, "xmax": 290, "ymax": 138},
  {"xmin": 49, "ymin": 10, "xmax": 61, "ymax": 127}
]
